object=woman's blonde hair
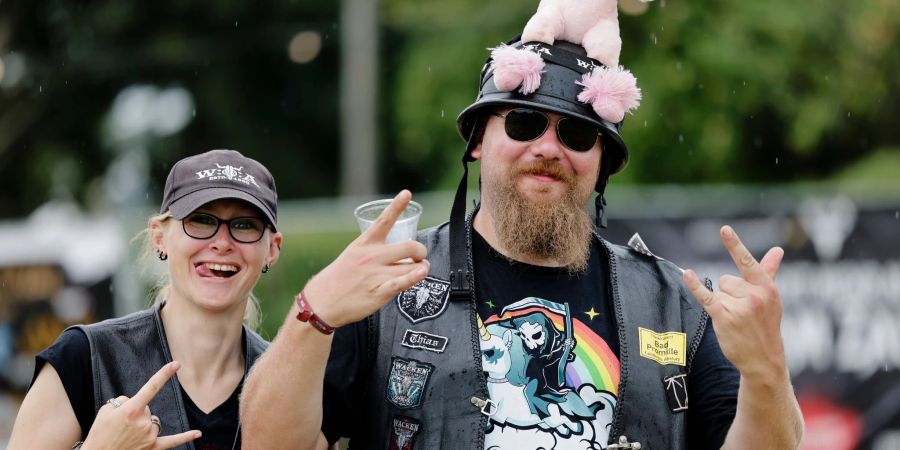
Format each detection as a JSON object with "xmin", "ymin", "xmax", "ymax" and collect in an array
[{"xmin": 136, "ymin": 212, "xmax": 261, "ymax": 330}]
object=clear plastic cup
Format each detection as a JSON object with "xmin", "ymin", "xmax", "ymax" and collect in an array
[{"xmin": 354, "ymin": 199, "xmax": 422, "ymax": 244}]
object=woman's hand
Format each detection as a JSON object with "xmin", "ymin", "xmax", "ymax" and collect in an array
[{"xmin": 82, "ymin": 361, "xmax": 201, "ymax": 450}]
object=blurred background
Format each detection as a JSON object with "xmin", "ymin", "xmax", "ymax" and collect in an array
[{"xmin": 0, "ymin": 0, "xmax": 898, "ymax": 448}]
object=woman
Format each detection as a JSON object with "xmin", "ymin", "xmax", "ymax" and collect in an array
[{"xmin": 8, "ymin": 149, "xmax": 282, "ymax": 450}]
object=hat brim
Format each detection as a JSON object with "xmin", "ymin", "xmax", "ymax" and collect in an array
[{"xmin": 167, "ymin": 187, "xmax": 278, "ymax": 231}]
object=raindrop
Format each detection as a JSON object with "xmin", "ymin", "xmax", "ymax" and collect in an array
[
  {"xmin": 825, "ymin": 75, "xmax": 830, "ymax": 81},
  {"xmin": 234, "ymin": 20, "xmax": 238, "ymax": 27},
  {"xmin": 192, "ymin": 109, "xmax": 196, "ymax": 117},
  {"xmin": 895, "ymin": 211, "xmax": 899, "ymax": 220},
  {"xmin": 847, "ymin": 111, "xmax": 851, "ymax": 118},
  {"xmin": 428, "ymin": 66, "xmax": 431, "ymax": 72},
  {"xmin": 742, "ymin": 80, "xmax": 746, "ymax": 86},
  {"xmin": 676, "ymin": 61, "xmax": 682, "ymax": 71},
  {"xmin": 643, "ymin": 120, "xmax": 648, "ymax": 128},
  {"xmin": 650, "ymin": 34, "xmax": 658, "ymax": 45},
  {"xmin": 731, "ymin": 89, "xmax": 736, "ymax": 95},
  {"xmin": 775, "ymin": 157, "xmax": 779, "ymax": 165},
  {"xmin": 678, "ymin": 134, "xmax": 684, "ymax": 143},
  {"xmin": 441, "ymin": 110, "xmax": 444, "ymax": 118},
  {"xmin": 39, "ymin": 85, "xmax": 43, "ymax": 93}
]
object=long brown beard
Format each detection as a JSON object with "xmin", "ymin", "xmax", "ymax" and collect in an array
[{"xmin": 488, "ymin": 159, "xmax": 594, "ymax": 273}]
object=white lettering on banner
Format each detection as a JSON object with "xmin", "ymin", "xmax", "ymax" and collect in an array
[
  {"xmin": 781, "ymin": 310, "xmax": 833, "ymax": 374},
  {"xmin": 693, "ymin": 260, "xmax": 900, "ymax": 379}
]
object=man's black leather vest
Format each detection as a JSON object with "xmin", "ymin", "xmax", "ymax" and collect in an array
[
  {"xmin": 72, "ymin": 302, "xmax": 268, "ymax": 450},
  {"xmin": 352, "ymin": 218, "xmax": 708, "ymax": 450}
]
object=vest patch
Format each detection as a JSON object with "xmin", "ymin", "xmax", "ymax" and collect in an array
[
  {"xmin": 389, "ymin": 415, "xmax": 422, "ymax": 450},
  {"xmin": 638, "ymin": 327, "xmax": 687, "ymax": 366},
  {"xmin": 664, "ymin": 373, "xmax": 689, "ymax": 412},
  {"xmin": 386, "ymin": 357, "xmax": 435, "ymax": 409},
  {"xmin": 397, "ymin": 276, "xmax": 450, "ymax": 323},
  {"xmin": 401, "ymin": 329, "xmax": 448, "ymax": 353}
]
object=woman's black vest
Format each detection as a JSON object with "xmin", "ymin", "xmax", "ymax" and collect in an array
[{"xmin": 72, "ymin": 303, "xmax": 268, "ymax": 450}]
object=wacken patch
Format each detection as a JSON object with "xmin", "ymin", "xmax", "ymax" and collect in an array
[
  {"xmin": 396, "ymin": 276, "xmax": 450, "ymax": 324},
  {"xmin": 386, "ymin": 357, "xmax": 435, "ymax": 409},
  {"xmin": 389, "ymin": 415, "xmax": 422, "ymax": 450},
  {"xmin": 401, "ymin": 329, "xmax": 449, "ymax": 353}
]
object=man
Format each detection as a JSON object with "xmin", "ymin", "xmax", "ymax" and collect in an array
[{"xmin": 242, "ymin": 38, "xmax": 803, "ymax": 449}]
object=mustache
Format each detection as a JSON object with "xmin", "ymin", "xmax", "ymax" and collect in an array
[{"xmin": 512, "ymin": 160, "xmax": 576, "ymax": 186}]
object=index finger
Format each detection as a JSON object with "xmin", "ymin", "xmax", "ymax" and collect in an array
[
  {"xmin": 720, "ymin": 225, "xmax": 768, "ymax": 285},
  {"xmin": 360, "ymin": 190, "xmax": 412, "ymax": 243},
  {"xmin": 129, "ymin": 361, "xmax": 181, "ymax": 409}
]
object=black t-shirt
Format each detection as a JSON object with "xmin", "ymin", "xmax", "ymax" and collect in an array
[
  {"xmin": 34, "ymin": 329, "xmax": 243, "ymax": 450},
  {"xmin": 471, "ymin": 230, "xmax": 738, "ymax": 449},
  {"xmin": 322, "ymin": 231, "xmax": 739, "ymax": 448}
]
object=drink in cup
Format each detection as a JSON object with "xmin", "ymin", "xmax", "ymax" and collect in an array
[{"xmin": 354, "ymin": 199, "xmax": 422, "ymax": 244}]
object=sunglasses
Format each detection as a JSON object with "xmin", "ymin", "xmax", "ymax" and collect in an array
[
  {"xmin": 491, "ymin": 108, "xmax": 602, "ymax": 152},
  {"xmin": 182, "ymin": 212, "xmax": 270, "ymax": 244}
]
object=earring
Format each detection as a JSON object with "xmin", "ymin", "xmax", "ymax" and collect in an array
[
  {"xmin": 157, "ymin": 250, "xmax": 168, "ymax": 261},
  {"xmin": 262, "ymin": 264, "xmax": 270, "ymax": 274}
]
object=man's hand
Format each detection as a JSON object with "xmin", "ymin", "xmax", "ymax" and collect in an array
[
  {"xmin": 683, "ymin": 225, "xmax": 787, "ymax": 379},
  {"xmin": 303, "ymin": 190, "xmax": 430, "ymax": 328}
]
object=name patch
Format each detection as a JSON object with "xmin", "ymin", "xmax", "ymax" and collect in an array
[
  {"xmin": 638, "ymin": 327, "xmax": 687, "ymax": 366},
  {"xmin": 402, "ymin": 329, "xmax": 448, "ymax": 353},
  {"xmin": 386, "ymin": 357, "xmax": 435, "ymax": 409},
  {"xmin": 389, "ymin": 415, "xmax": 422, "ymax": 450}
]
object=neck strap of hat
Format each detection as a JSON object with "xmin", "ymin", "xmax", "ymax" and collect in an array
[{"xmin": 449, "ymin": 150, "xmax": 472, "ymax": 302}]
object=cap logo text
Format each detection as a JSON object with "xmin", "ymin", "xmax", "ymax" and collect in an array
[{"xmin": 196, "ymin": 163, "xmax": 260, "ymax": 188}]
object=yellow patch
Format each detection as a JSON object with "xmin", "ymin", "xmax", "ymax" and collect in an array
[{"xmin": 638, "ymin": 327, "xmax": 687, "ymax": 366}]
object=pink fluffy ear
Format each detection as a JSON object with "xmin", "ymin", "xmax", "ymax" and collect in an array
[
  {"xmin": 576, "ymin": 66, "xmax": 642, "ymax": 123},
  {"xmin": 490, "ymin": 45, "xmax": 545, "ymax": 95}
]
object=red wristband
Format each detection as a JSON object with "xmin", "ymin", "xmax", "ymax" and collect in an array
[{"xmin": 295, "ymin": 291, "xmax": 335, "ymax": 335}]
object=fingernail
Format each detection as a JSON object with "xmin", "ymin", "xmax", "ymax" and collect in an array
[{"xmin": 722, "ymin": 226, "xmax": 733, "ymax": 239}]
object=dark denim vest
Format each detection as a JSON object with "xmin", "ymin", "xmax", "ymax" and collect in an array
[
  {"xmin": 72, "ymin": 303, "xmax": 268, "ymax": 450},
  {"xmin": 350, "ymin": 219, "xmax": 708, "ymax": 450}
]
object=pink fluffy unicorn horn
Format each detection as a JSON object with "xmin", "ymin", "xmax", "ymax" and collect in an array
[{"xmin": 490, "ymin": 0, "xmax": 652, "ymax": 123}]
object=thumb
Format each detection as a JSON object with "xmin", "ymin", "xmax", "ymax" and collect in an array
[{"xmin": 684, "ymin": 269, "xmax": 723, "ymax": 319}]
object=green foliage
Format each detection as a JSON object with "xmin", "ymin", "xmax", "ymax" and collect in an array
[
  {"xmin": 380, "ymin": 0, "xmax": 900, "ymax": 190},
  {"xmin": 0, "ymin": 0, "xmax": 897, "ymax": 219}
]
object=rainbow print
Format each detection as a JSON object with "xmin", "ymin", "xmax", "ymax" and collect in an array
[{"xmin": 486, "ymin": 306, "xmax": 620, "ymax": 395}]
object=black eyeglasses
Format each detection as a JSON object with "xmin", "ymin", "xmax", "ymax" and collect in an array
[
  {"xmin": 182, "ymin": 212, "xmax": 269, "ymax": 244},
  {"xmin": 491, "ymin": 108, "xmax": 602, "ymax": 152}
]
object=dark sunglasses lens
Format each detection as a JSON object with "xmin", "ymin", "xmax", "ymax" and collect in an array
[
  {"xmin": 558, "ymin": 118, "xmax": 599, "ymax": 152},
  {"xmin": 504, "ymin": 109, "xmax": 549, "ymax": 142}
]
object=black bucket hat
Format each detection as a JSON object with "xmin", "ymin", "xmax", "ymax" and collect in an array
[{"xmin": 456, "ymin": 39, "xmax": 629, "ymax": 179}]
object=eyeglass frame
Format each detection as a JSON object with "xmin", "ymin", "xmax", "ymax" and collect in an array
[
  {"xmin": 490, "ymin": 108, "xmax": 603, "ymax": 153},
  {"xmin": 180, "ymin": 212, "xmax": 272, "ymax": 244}
]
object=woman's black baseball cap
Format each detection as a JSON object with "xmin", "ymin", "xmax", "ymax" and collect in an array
[{"xmin": 160, "ymin": 149, "xmax": 278, "ymax": 229}]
